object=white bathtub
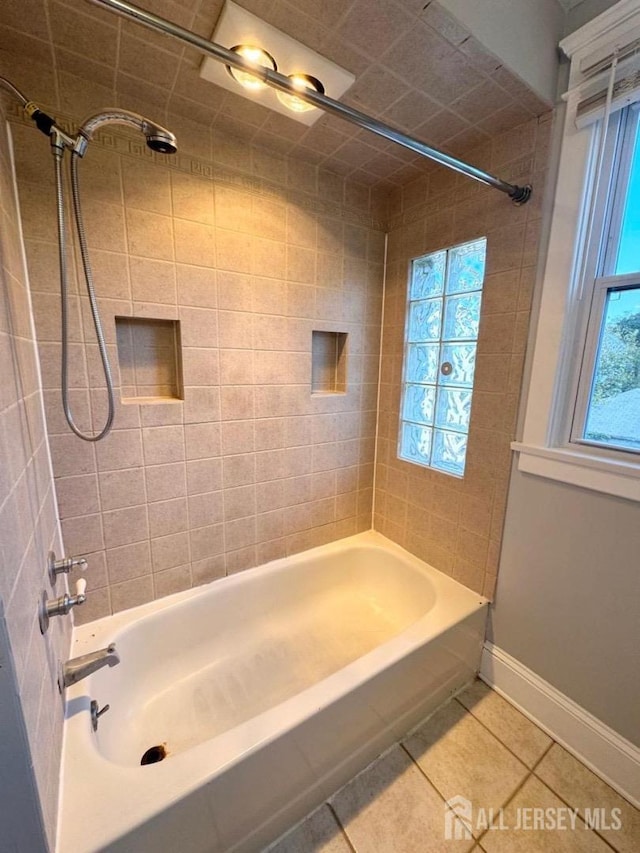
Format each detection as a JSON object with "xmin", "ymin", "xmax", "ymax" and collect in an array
[{"xmin": 58, "ymin": 532, "xmax": 488, "ymax": 852}]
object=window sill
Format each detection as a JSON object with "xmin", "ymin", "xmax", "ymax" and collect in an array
[{"xmin": 512, "ymin": 441, "xmax": 640, "ymax": 502}]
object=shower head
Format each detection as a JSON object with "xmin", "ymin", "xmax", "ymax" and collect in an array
[
  {"xmin": 75, "ymin": 109, "xmax": 177, "ymax": 156},
  {"xmin": 145, "ymin": 130, "xmax": 178, "ymax": 154}
]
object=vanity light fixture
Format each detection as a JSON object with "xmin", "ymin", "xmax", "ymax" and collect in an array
[
  {"xmin": 226, "ymin": 44, "xmax": 277, "ymax": 90},
  {"xmin": 276, "ymin": 74, "xmax": 325, "ymax": 112}
]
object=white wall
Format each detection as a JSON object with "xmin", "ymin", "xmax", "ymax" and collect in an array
[
  {"xmin": 483, "ymin": 0, "xmax": 639, "ymax": 756},
  {"xmin": 439, "ymin": 0, "xmax": 566, "ymax": 102},
  {"xmin": 489, "ymin": 467, "xmax": 640, "ymax": 746},
  {"xmin": 566, "ymin": 0, "xmax": 621, "ymax": 33}
]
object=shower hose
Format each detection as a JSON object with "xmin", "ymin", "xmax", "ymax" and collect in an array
[{"xmin": 53, "ymin": 146, "xmax": 115, "ymax": 441}]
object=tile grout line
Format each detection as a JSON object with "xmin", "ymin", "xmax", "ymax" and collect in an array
[
  {"xmin": 452, "ymin": 694, "xmax": 550, "ymax": 769},
  {"xmin": 453, "ymin": 692, "xmax": 628, "ymax": 852},
  {"xmin": 398, "ymin": 736, "xmax": 511, "ymax": 850},
  {"xmin": 392, "ymin": 699, "xmax": 550, "ymax": 848},
  {"xmin": 326, "ymin": 801, "xmax": 358, "ymax": 853},
  {"xmin": 397, "ymin": 740, "xmax": 479, "ymax": 830},
  {"xmin": 474, "ymin": 739, "xmax": 556, "ymax": 845},
  {"xmin": 528, "ymin": 758, "xmax": 623, "ymax": 853},
  {"xmin": 530, "ymin": 738, "xmax": 556, "ymax": 771}
]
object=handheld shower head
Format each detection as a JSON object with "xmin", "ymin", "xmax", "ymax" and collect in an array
[
  {"xmin": 145, "ymin": 128, "xmax": 178, "ymax": 155},
  {"xmin": 75, "ymin": 109, "xmax": 177, "ymax": 156}
]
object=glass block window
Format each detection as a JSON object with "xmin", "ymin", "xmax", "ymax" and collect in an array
[{"xmin": 398, "ymin": 238, "xmax": 487, "ymax": 477}]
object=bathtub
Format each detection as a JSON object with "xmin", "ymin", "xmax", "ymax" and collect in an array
[{"xmin": 58, "ymin": 531, "xmax": 488, "ymax": 852}]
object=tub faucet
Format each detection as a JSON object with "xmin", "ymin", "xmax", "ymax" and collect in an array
[{"xmin": 60, "ymin": 643, "xmax": 120, "ymax": 691}]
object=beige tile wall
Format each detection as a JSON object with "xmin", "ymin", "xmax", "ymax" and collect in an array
[
  {"xmin": 9, "ymin": 100, "xmax": 385, "ymax": 623},
  {"xmin": 374, "ymin": 113, "xmax": 553, "ymax": 599},
  {"xmin": 0, "ymin": 106, "xmax": 69, "ymax": 849}
]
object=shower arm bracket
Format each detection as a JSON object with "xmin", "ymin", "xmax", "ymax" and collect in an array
[
  {"xmin": 50, "ymin": 127, "xmax": 77, "ymax": 155},
  {"xmin": 20, "ymin": 98, "xmax": 76, "ymax": 151},
  {"xmin": 84, "ymin": 0, "xmax": 533, "ymax": 204}
]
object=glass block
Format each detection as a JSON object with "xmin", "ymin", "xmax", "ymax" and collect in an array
[
  {"xmin": 400, "ymin": 422, "xmax": 433, "ymax": 466},
  {"xmin": 446, "ymin": 239, "xmax": 487, "ymax": 294},
  {"xmin": 408, "ymin": 298, "xmax": 442, "ymax": 342},
  {"xmin": 411, "ymin": 251, "xmax": 446, "ymax": 299},
  {"xmin": 407, "ymin": 344, "xmax": 440, "ymax": 384},
  {"xmin": 435, "ymin": 388, "xmax": 472, "ymax": 433},
  {"xmin": 583, "ymin": 285, "xmax": 640, "ymax": 450},
  {"xmin": 404, "ymin": 383, "xmax": 436, "ymax": 425},
  {"xmin": 432, "ymin": 429, "xmax": 468, "ymax": 477},
  {"xmin": 439, "ymin": 343, "xmax": 477, "ymax": 387},
  {"xmin": 443, "ymin": 292, "xmax": 481, "ymax": 341}
]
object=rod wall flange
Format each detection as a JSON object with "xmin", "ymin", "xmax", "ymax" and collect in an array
[{"xmin": 509, "ymin": 184, "xmax": 533, "ymax": 205}]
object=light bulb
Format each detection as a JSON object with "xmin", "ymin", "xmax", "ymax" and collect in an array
[
  {"xmin": 227, "ymin": 45, "xmax": 276, "ymax": 91},
  {"xmin": 277, "ymin": 74, "xmax": 324, "ymax": 112}
]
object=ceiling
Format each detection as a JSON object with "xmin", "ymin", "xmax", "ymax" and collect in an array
[{"xmin": 0, "ymin": 0, "xmax": 552, "ymax": 188}]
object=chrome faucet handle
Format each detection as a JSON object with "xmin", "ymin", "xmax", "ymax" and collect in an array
[
  {"xmin": 48, "ymin": 550, "xmax": 88, "ymax": 584},
  {"xmin": 70, "ymin": 578, "xmax": 87, "ymax": 606},
  {"xmin": 90, "ymin": 700, "xmax": 110, "ymax": 732},
  {"xmin": 39, "ymin": 579, "xmax": 87, "ymax": 634}
]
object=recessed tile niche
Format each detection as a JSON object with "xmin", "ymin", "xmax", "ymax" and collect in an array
[
  {"xmin": 311, "ymin": 330, "xmax": 348, "ymax": 394},
  {"xmin": 115, "ymin": 317, "xmax": 183, "ymax": 403}
]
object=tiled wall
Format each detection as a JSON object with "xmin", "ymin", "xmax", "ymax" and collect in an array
[
  {"xmin": 10, "ymin": 104, "xmax": 385, "ymax": 623},
  {"xmin": 0, "ymin": 107, "xmax": 70, "ymax": 849},
  {"xmin": 375, "ymin": 114, "xmax": 552, "ymax": 599},
  {"xmin": 9, "ymin": 95, "xmax": 552, "ymax": 625}
]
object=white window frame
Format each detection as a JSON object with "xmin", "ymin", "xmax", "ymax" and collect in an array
[
  {"xmin": 572, "ymin": 275, "xmax": 640, "ymax": 453},
  {"xmin": 514, "ymin": 0, "xmax": 640, "ymax": 502},
  {"xmin": 570, "ymin": 106, "xmax": 640, "ymax": 451}
]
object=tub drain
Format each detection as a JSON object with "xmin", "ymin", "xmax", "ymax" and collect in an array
[{"xmin": 140, "ymin": 744, "xmax": 167, "ymax": 765}]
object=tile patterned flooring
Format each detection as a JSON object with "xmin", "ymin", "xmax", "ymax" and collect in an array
[{"xmin": 267, "ymin": 680, "xmax": 639, "ymax": 853}]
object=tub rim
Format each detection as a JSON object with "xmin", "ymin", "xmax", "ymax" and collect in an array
[{"xmin": 72, "ymin": 530, "xmax": 485, "ymax": 644}]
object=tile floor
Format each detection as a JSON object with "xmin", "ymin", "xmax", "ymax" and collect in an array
[{"xmin": 267, "ymin": 680, "xmax": 639, "ymax": 853}]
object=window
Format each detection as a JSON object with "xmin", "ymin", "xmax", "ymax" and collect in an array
[
  {"xmin": 398, "ymin": 238, "xmax": 486, "ymax": 477},
  {"xmin": 514, "ymin": 2, "xmax": 640, "ymax": 502},
  {"xmin": 572, "ymin": 106, "xmax": 640, "ymax": 453}
]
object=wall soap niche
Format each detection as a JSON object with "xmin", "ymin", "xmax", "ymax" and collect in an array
[
  {"xmin": 311, "ymin": 330, "xmax": 347, "ymax": 394},
  {"xmin": 115, "ymin": 317, "xmax": 183, "ymax": 403}
]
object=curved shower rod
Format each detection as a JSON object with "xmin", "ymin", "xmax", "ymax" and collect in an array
[{"xmin": 86, "ymin": 0, "xmax": 531, "ymax": 204}]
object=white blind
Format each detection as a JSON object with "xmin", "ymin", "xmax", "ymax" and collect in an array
[{"xmin": 571, "ymin": 48, "xmax": 640, "ymax": 126}]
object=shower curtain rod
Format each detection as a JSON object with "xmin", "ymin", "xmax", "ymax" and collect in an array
[{"xmin": 85, "ymin": 0, "xmax": 532, "ymax": 204}]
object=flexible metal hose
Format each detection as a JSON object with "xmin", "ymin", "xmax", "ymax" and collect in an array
[
  {"xmin": 53, "ymin": 147, "xmax": 115, "ymax": 440},
  {"xmin": 0, "ymin": 76, "xmax": 29, "ymax": 106}
]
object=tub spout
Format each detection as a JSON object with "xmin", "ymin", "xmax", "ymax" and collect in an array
[{"xmin": 60, "ymin": 643, "xmax": 120, "ymax": 691}]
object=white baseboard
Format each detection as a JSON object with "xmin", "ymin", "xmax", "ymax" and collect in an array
[{"xmin": 480, "ymin": 642, "xmax": 640, "ymax": 808}]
